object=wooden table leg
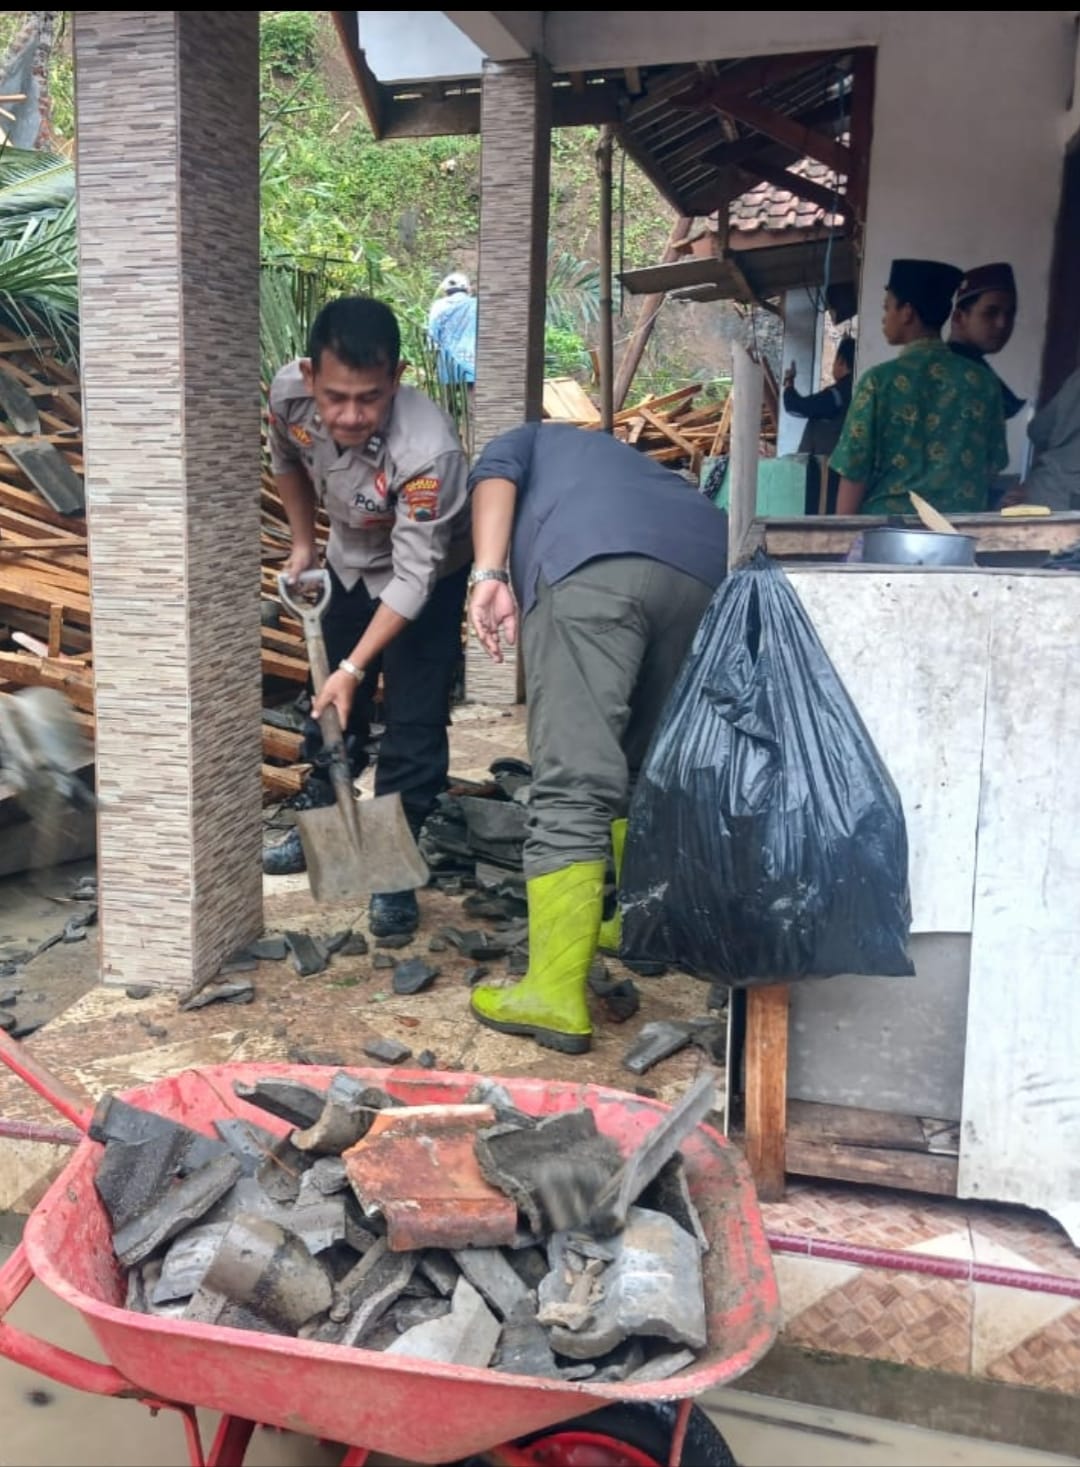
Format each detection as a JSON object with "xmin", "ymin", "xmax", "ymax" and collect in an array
[{"xmin": 745, "ymin": 982, "xmax": 790, "ymax": 1201}]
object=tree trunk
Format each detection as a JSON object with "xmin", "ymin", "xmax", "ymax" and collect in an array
[{"xmin": 0, "ymin": 11, "xmax": 59, "ymax": 151}]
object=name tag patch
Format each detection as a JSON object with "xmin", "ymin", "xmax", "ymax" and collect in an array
[{"xmin": 352, "ymin": 490, "xmax": 388, "ymax": 514}]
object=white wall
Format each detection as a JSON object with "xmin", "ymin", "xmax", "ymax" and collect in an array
[
  {"xmin": 538, "ymin": 9, "xmax": 1075, "ymax": 468},
  {"xmin": 857, "ymin": 13, "xmax": 1070, "ymax": 467},
  {"xmin": 777, "ymin": 292, "xmax": 819, "ymax": 456}
]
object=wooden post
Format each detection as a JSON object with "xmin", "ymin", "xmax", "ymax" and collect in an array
[
  {"xmin": 744, "ymin": 983, "xmax": 790, "ymax": 1201},
  {"xmin": 728, "ymin": 343, "xmax": 764, "ymax": 568},
  {"xmin": 612, "ymin": 215, "xmax": 693, "ymax": 411},
  {"xmin": 732, "ymin": 355, "xmax": 788, "ymax": 1199},
  {"xmin": 596, "ymin": 124, "xmax": 615, "ymax": 433}
]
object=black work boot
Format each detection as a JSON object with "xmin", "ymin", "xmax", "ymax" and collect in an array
[
  {"xmin": 369, "ymin": 889, "xmax": 419, "ymax": 938},
  {"xmin": 367, "ymin": 804, "xmax": 428, "ymax": 937},
  {"xmin": 263, "ymin": 826, "xmax": 305, "ymax": 876}
]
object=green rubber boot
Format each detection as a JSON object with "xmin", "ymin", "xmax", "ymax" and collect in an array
[
  {"xmin": 597, "ymin": 818, "xmax": 628, "ymax": 955},
  {"xmin": 470, "ymin": 860, "xmax": 604, "ymax": 1055}
]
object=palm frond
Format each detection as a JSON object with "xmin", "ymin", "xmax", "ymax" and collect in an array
[
  {"xmin": 0, "ymin": 148, "xmax": 75, "ymax": 232},
  {"xmin": 260, "ymin": 263, "xmax": 326, "ymax": 383},
  {"xmin": 0, "ymin": 196, "xmax": 78, "ymax": 359},
  {"xmin": 546, "ymin": 248, "xmax": 601, "ymax": 333}
]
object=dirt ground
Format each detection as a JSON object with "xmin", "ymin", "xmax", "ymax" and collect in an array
[
  {"xmin": 0, "ymin": 857, "xmax": 101, "ymax": 1037},
  {"xmin": 0, "ymin": 704, "xmax": 719, "ymax": 1121}
]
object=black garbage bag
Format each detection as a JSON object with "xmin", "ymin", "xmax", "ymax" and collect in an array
[{"xmin": 621, "ymin": 552, "xmax": 913, "ymax": 986}]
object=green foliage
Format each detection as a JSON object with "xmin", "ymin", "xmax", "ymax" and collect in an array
[
  {"xmin": 258, "ymin": 14, "xmax": 481, "ymax": 273},
  {"xmin": 0, "ymin": 10, "xmax": 687, "ymax": 402},
  {"xmin": 261, "ymin": 11, "xmax": 319, "ymax": 78},
  {"xmin": 0, "ymin": 147, "xmax": 78, "ymax": 357},
  {"xmin": 547, "ymin": 249, "xmax": 600, "ymax": 333},
  {"xmin": 50, "ymin": 20, "xmax": 74, "ymax": 140},
  {"xmin": 0, "ymin": 147, "xmax": 73, "ymax": 224},
  {"xmin": 544, "ymin": 324, "xmax": 591, "ymax": 379}
]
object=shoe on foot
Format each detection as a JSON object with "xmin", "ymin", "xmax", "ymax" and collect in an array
[
  {"xmin": 263, "ymin": 826, "xmax": 305, "ymax": 876},
  {"xmin": 470, "ymin": 860, "xmax": 604, "ymax": 1055},
  {"xmin": 369, "ymin": 888, "xmax": 419, "ymax": 938}
]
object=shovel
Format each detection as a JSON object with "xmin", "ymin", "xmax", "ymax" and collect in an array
[{"xmin": 277, "ymin": 570, "xmax": 428, "ymax": 902}]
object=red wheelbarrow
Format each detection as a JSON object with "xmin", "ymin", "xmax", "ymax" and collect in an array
[{"xmin": 0, "ymin": 1054, "xmax": 780, "ymax": 1467}]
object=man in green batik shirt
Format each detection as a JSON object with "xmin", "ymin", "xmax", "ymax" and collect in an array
[{"xmin": 832, "ymin": 258, "xmax": 1008, "ymax": 517}]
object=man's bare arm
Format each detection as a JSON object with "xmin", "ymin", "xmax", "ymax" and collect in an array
[
  {"xmin": 836, "ymin": 477, "xmax": 866, "ymax": 515},
  {"xmin": 276, "ymin": 467, "xmax": 320, "ymax": 581}
]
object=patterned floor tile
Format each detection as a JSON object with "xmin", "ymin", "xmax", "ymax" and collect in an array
[
  {"xmin": 985, "ymin": 1307, "xmax": 1080, "ymax": 1394},
  {"xmin": 972, "ymin": 1208, "xmax": 1080, "ymax": 1281},
  {"xmin": 772, "ymin": 1254, "xmax": 862, "ymax": 1325},
  {"xmin": 763, "ymin": 1182, "xmax": 967, "ymax": 1251},
  {"xmin": 784, "ymin": 1268, "xmax": 973, "ymax": 1374}
]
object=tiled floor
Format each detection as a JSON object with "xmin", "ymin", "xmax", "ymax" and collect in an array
[{"xmin": 763, "ymin": 1181, "xmax": 1080, "ymax": 1395}]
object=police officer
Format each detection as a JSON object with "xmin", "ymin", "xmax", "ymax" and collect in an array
[
  {"xmin": 466, "ymin": 422, "xmax": 729, "ymax": 1055},
  {"xmin": 264, "ymin": 296, "xmax": 471, "ymax": 939}
]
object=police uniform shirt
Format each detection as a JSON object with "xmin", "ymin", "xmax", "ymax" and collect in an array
[{"xmin": 267, "ymin": 362, "xmax": 472, "ymax": 621}]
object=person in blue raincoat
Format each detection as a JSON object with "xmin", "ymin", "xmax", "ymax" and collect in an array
[{"xmin": 427, "ymin": 272, "xmax": 477, "ymax": 388}]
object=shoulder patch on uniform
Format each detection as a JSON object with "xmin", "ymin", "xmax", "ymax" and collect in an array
[
  {"xmin": 401, "ymin": 475, "xmax": 440, "ymax": 522},
  {"xmin": 290, "ymin": 424, "xmax": 313, "ymax": 448}
]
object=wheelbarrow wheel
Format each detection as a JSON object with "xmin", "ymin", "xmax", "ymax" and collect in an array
[{"xmin": 465, "ymin": 1401, "xmax": 738, "ymax": 1467}]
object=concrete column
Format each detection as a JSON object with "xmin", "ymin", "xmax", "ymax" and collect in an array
[
  {"xmin": 74, "ymin": 12, "xmax": 262, "ymax": 988},
  {"xmin": 468, "ymin": 57, "xmax": 551, "ymax": 705},
  {"xmin": 776, "ymin": 290, "xmax": 820, "ymax": 457}
]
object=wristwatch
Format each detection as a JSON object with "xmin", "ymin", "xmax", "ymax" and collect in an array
[
  {"xmin": 468, "ymin": 567, "xmax": 510, "ymax": 589},
  {"xmin": 338, "ymin": 658, "xmax": 365, "ymax": 682}
]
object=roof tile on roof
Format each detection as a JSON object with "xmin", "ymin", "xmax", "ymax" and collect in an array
[{"xmin": 726, "ymin": 156, "xmax": 846, "ymax": 235}]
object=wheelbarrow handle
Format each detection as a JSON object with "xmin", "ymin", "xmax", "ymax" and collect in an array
[
  {"xmin": 0, "ymin": 1242, "xmax": 133, "ymax": 1398},
  {"xmin": 0, "ymin": 1030, "xmax": 92, "ymax": 1132}
]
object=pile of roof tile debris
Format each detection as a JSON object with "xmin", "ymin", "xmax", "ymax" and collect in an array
[
  {"xmin": 101, "ymin": 1069, "xmax": 717, "ymax": 1379},
  {"xmin": 0, "ymin": 326, "xmax": 320, "ymax": 812}
]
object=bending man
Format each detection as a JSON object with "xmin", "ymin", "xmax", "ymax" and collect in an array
[{"xmin": 466, "ymin": 423, "xmax": 729, "ymax": 1054}]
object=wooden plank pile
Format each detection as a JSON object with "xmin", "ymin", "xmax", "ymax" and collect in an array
[
  {"xmin": 0, "ymin": 325, "xmax": 320, "ymax": 803},
  {"xmin": 542, "ymin": 355, "xmax": 780, "ymax": 475},
  {"xmin": 542, "ymin": 374, "xmax": 777, "ymax": 477}
]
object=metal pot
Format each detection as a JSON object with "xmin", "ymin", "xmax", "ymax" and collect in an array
[{"xmin": 860, "ymin": 526, "xmax": 976, "ymax": 567}]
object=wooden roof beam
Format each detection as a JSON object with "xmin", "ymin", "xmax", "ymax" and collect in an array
[
  {"xmin": 676, "ymin": 49, "xmax": 848, "ymax": 106},
  {"xmin": 700, "ymin": 93, "xmax": 852, "ymax": 171},
  {"xmin": 846, "ymin": 47, "xmax": 876, "ymax": 224},
  {"xmin": 331, "ymin": 12, "xmax": 383, "ymax": 138},
  {"xmin": 689, "ymin": 87, "xmax": 852, "ymax": 178}
]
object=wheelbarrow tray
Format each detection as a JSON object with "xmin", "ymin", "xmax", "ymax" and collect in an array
[{"xmin": 22, "ymin": 1063, "xmax": 779, "ymax": 1463}]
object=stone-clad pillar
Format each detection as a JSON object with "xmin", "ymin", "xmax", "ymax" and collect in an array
[
  {"xmin": 468, "ymin": 57, "xmax": 551, "ymax": 706},
  {"xmin": 74, "ymin": 12, "xmax": 262, "ymax": 988}
]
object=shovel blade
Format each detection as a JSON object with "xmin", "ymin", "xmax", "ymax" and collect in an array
[{"xmin": 297, "ymin": 792, "xmax": 428, "ymax": 902}]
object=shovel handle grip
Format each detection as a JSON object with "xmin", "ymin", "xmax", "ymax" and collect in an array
[
  {"xmin": 0, "ymin": 1243, "xmax": 133, "ymax": 1398},
  {"xmin": 0, "ymin": 1030, "xmax": 91, "ymax": 1132},
  {"xmin": 277, "ymin": 569, "xmax": 332, "ymax": 625}
]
